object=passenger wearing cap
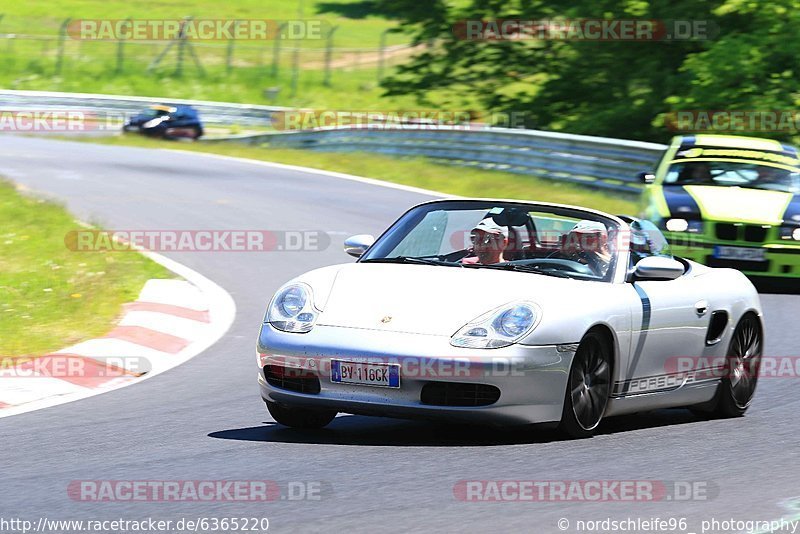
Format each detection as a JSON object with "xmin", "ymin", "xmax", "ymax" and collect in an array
[
  {"xmin": 561, "ymin": 220, "xmax": 612, "ymax": 276},
  {"xmin": 462, "ymin": 218, "xmax": 509, "ymax": 264}
]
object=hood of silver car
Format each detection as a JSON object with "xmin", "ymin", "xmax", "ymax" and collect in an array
[{"xmin": 315, "ymin": 263, "xmax": 563, "ymax": 336}]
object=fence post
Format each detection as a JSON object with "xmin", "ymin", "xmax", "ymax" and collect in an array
[
  {"xmin": 55, "ymin": 18, "xmax": 71, "ymax": 75},
  {"xmin": 0, "ymin": 14, "xmax": 6, "ymax": 55},
  {"xmin": 147, "ymin": 16, "xmax": 202, "ymax": 76},
  {"xmin": 226, "ymin": 21, "xmax": 239, "ymax": 73},
  {"xmin": 323, "ymin": 25, "xmax": 338, "ymax": 87},
  {"xmin": 290, "ymin": 43, "xmax": 300, "ymax": 97},
  {"xmin": 116, "ymin": 18, "xmax": 131, "ymax": 74},
  {"xmin": 377, "ymin": 28, "xmax": 392, "ymax": 82},
  {"xmin": 289, "ymin": 41, "xmax": 301, "ymax": 97},
  {"xmin": 271, "ymin": 22, "xmax": 288, "ymax": 77},
  {"xmin": 176, "ymin": 20, "xmax": 187, "ymax": 77},
  {"xmin": 174, "ymin": 16, "xmax": 205, "ymax": 77},
  {"xmin": 289, "ymin": 0, "xmax": 304, "ymax": 97}
]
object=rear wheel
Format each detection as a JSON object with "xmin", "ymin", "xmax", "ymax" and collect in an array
[
  {"xmin": 265, "ymin": 401, "xmax": 337, "ymax": 429},
  {"xmin": 712, "ymin": 313, "xmax": 763, "ymax": 417},
  {"xmin": 558, "ymin": 331, "xmax": 612, "ymax": 438}
]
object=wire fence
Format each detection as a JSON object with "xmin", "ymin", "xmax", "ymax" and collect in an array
[{"xmin": 0, "ymin": 15, "xmax": 419, "ymax": 98}]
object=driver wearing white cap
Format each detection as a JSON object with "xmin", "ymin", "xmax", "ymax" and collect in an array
[
  {"xmin": 562, "ymin": 220, "xmax": 612, "ymax": 276},
  {"xmin": 462, "ymin": 218, "xmax": 509, "ymax": 265}
]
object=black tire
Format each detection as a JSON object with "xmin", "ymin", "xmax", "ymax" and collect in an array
[
  {"xmin": 711, "ymin": 313, "xmax": 763, "ymax": 418},
  {"xmin": 558, "ymin": 331, "xmax": 612, "ymax": 438},
  {"xmin": 265, "ymin": 401, "xmax": 337, "ymax": 429}
]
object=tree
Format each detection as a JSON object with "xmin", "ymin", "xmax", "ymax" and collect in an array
[{"xmin": 381, "ymin": 0, "xmax": 800, "ymax": 142}]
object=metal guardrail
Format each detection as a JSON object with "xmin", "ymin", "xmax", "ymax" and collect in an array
[
  {"xmin": 0, "ymin": 90, "xmax": 667, "ymax": 192},
  {"xmin": 207, "ymin": 127, "xmax": 667, "ymax": 193},
  {"xmin": 0, "ymin": 89, "xmax": 287, "ymax": 126}
]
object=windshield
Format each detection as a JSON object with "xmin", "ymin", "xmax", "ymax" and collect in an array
[
  {"xmin": 140, "ymin": 107, "xmax": 172, "ymax": 118},
  {"xmin": 664, "ymin": 160, "xmax": 800, "ymax": 193},
  {"xmin": 361, "ymin": 200, "xmax": 621, "ymax": 282}
]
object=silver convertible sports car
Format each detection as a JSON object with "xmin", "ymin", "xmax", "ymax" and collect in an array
[{"xmin": 257, "ymin": 199, "xmax": 764, "ymax": 438}]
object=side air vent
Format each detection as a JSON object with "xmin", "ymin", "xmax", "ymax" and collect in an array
[
  {"xmin": 264, "ymin": 365, "xmax": 321, "ymax": 394},
  {"xmin": 706, "ymin": 311, "xmax": 729, "ymax": 346}
]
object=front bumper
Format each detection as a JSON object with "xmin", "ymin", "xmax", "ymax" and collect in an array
[
  {"xmin": 122, "ymin": 123, "xmax": 171, "ymax": 137},
  {"xmin": 257, "ymin": 324, "xmax": 573, "ymax": 425}
]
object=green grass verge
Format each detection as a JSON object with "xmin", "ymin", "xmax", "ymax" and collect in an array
[
  {"xmin": 0, "ymin": 180, "xmax": 171, "ymax": 357},
  {"xmin": 0, "ymin": 62, "xmax": 420, "ymax": 110},
  {"xmin": 74, "ymin": 134, "xmax": 639, "ymax": 214}
]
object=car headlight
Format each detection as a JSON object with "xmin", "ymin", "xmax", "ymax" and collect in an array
[
  {"xmin": 665, "ymin": 218, "xmax": 703, "ymax": 233},
  {"xmin": 779, "ymin": 226, "xmax": 800, "ymax": 241},
  {"xmin": 451, "ymin": 302, "xmax": 540, "ymax": 349},
  {"xmin": 267, "ymin": 283, "xmax": 318, "ymax": 333}
]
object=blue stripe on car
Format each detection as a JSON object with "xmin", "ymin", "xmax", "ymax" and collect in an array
[
  {"xmin": 782, "ymin": 195, "xmax": 800, "ymax": 224},
  {"xmin": 663, "ymin": 185, "xmax": 703, "ymax": 219},
  {"xmin": 619, "ymin": 284, "xmax": 652, "ymax": 395}
]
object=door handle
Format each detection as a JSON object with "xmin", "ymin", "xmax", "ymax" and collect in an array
[{"xmin": 695, "ymin": 300, "xmax": 708, "ymax": 316}]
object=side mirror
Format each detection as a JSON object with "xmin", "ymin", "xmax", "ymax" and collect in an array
[
  {"xmin": 637, "ymin": 171, "xmax": 656, "ymax": 184},
  {"xmin": 632, "ymin": 256, "xmax": 684, "ymax": 281},
  {"xmin": 344, "ymin": 234, "xmax": 375, "ymax": 258}
]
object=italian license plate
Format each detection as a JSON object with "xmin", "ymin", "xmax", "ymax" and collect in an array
[
  {"xmin": 331, "ymin": 360, "xmax": 400, "ymax": 388},
  {"xmin": 713, "ymin": 245, "xmax": 767, "ymax": 262}
]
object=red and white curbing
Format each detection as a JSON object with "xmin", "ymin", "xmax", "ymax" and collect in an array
[{"xmin": 0, "ymin": 251, "xmax": 235, "ymax": 418}]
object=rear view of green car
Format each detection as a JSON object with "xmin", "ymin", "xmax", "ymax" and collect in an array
[{"xmin": 640, "ymin": 134, "xmax": 800, "ymax": 280}]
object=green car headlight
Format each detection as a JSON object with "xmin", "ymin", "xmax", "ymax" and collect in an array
[{"xmin": 779, "ymin": 226, "xmax": 800, "ymax": 241}]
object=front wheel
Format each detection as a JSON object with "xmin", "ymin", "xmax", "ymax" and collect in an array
[
  {"xmin": 558, "ymin": 331, "xmax": 612, "ymax": 438},
  {"xmin": 265, "ymin": 401, "xmax": 337, "ymax": 429}
]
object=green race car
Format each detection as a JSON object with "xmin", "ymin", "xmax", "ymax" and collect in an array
[{"xmin": 640, "ymin": 134, "xmax": 800, "ymax": 279}]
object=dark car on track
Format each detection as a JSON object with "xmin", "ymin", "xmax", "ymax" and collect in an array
[{"xmin": 122, "ymin": 104, "xmax": 204, "ymax": 140}]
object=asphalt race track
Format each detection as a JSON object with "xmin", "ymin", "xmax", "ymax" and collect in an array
[{"xmin": 1, "ymin": 136, "xmax": 799, "ymax": 533}]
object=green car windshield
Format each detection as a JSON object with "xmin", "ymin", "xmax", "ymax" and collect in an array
[{"xmin": 664, "ymin": 160, "xmax": 800, "ymax": 194}]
